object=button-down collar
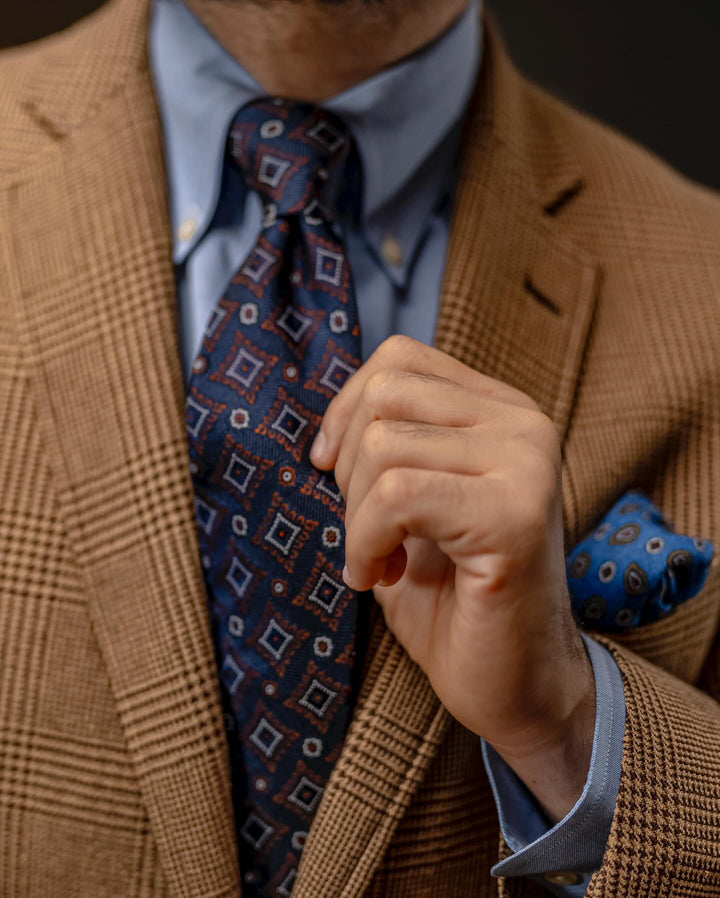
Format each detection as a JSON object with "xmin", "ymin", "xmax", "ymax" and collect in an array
[{"xmin": 150, "ymin": 0, "xmax": 481, "ymax": 288}]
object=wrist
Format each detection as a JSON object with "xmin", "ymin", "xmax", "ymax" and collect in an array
[{"xmin": 488, "ymin": 649, "xmax": 596, "ymax": 824}]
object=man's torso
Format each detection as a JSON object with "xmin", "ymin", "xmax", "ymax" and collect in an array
[{"xmin": 1, "ymin": 1, "xmax": 719, "ymax": 896}]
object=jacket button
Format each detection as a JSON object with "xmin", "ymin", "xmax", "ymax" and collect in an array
[{"xmin": 544, "ymin": 871, "xmax": 581, "ymax": 885}]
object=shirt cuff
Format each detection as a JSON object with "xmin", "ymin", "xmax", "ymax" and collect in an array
[{"xmin": 482, "ymin": 634, "xmax": 625, "ymax": 897}]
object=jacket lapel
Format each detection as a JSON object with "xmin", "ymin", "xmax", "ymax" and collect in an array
[
  {"xmin": 5, "ymin": 2, "xmax": 240, "ymax": 896},
  {"xmin": 293, "ymin": 22, "xmax": 600, "ymax": 898},
  {"xmin": 6, "ymin": 2, "xmax": 600, "ymax": 895},
  {"xmin": 436, "ymin": 23, "xmax": 599, "ymax": 445}
]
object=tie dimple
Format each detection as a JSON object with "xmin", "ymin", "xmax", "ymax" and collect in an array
[{"xmin": 228, "ymin": 99, "xmax": 351, "ymax": 219}]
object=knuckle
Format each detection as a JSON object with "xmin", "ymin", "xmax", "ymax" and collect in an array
[
  {"xmin": 375, "ymin": 468, "xmax": 411, "ymax": 509},
  {"xmin": 522, "ymin": 443, "xmax": 558, "ymax": 487},
  {"xmin": 363, "ymin": 369, "xmax": 394, "ymax": 406},
  {"xmin": 379, "ymin": 333, "xmax": 415, "ymax": 361},
  {"xmin": 512, "ymin": 410, "xmax": 561, "ymax": 475},
  {"xmin": 529, "ymin": 409, "xmax": 560, "ymax": 450},
  {"xmin": 360, "ymin": 419, "xmax": 393, "ymax": 461},
  {"xmin": 364, "ymin": 370, "xmax": 389, "ymax": 403}
]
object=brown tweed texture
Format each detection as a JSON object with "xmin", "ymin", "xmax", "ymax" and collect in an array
[{"xmin": 1, "ymin": 1, "xmax": 719, "ymax": 896}]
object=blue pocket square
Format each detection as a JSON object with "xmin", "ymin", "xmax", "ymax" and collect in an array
[{"xmin": 567, "ymin": 491, "xmax": 715, "ymax": 631}]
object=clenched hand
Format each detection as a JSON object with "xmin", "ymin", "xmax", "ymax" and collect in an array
[{"xmin": 310, "ymin": 336, "xmax": 595, "ymax": 823}]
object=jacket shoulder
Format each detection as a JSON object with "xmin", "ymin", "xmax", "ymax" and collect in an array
[
  {"xmin": 0, "ymin": 35, "xmax": 62, "ymax": 176},
  {"xmin": 521, "ymin": 78, "xmax": 720, "ymax": 267},
  {"xmin": 0, "ymin": 0, "xmax": 142, "ymax": 180}
]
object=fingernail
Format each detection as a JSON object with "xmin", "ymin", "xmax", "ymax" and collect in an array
[
  {"xmin": 310, "ymin": 430, "xmax": 326, "ymax": 463},
  {"xmin": 342, "ymin": 565, "xmax": 353, "ymax": 587}
]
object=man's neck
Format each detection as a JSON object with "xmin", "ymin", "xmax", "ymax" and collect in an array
[{"xmin": 184, "ymin": 0, "xmax": 471, "ymax": 103}]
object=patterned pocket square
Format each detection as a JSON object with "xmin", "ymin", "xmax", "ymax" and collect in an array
[{"xmin": 567, "ymin": 491, "xmax": 715, "ymax": 631}]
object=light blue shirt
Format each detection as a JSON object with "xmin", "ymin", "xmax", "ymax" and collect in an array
[
  {"xmin": 152, "ymin": 0, "xmax": 476, "ymax": 373},
  {"xmin": 149, "ymin": 1, "xmax": 626, "ymax": 892}
]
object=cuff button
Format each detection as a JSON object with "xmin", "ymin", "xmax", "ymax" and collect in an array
[{"xmin": 544, "ymin": 871, "xmax": 581, "ymax": 886}]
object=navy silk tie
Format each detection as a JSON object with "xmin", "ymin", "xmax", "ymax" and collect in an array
[{"xmin": 187, "ymin": 99, "xmax": 362, "ymax": 896}]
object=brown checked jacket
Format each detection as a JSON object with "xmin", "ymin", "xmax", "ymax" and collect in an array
[{"xmin": 1, "ymin": 1, "xmax": 720, "ymax": 896}]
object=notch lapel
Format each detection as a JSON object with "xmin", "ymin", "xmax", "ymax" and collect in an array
[
  {"xmin": 293, "ymin": 23, "xmax": 600, "ymax": 898},
  {"xmin": 4, "ymin": 4, "xmax": 241, "ymax": 895},
  {"xmin": 435, "ymin": 19, "xmax": 599, "ymax": 443}
]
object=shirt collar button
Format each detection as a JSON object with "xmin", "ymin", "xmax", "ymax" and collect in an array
[{"xmin": 381, "ymin": 234, "xmax": 404, "ymax": 267}]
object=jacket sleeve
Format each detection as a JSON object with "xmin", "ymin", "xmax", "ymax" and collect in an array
[
  {"xmin": 497, "ymin": 564, "xmax": 720, "ymax": 898},
  {"xmin": 583, "ymin": 630, "xmax": 720, "ymax": 897}
]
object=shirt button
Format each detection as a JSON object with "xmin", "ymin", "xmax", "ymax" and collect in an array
[
  {"xmin": 381, "ymin": 234, "xmax": 404, "ymax": 268},
  {"xmin": 544, "ymin": 871, "xmax": 581, "ymax": 886},
  {"xmin": 177, "ymin": 216, "xmax": 197, "ymax": 243}
]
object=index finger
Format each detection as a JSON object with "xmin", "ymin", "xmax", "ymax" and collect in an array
[{"xmin": 309, "ymin": 334, "xmax": 539, "ymax": 469}]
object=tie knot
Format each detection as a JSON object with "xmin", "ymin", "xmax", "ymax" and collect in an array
[{"xmin": 228, "ymin": 98, "xmax": 351, "ymax": 220}]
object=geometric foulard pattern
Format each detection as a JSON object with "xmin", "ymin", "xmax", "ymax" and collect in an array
[
  {"xmin": 186, "ymin": 100, "xmax": 361, "ymax": 897},
  {"xmin": 568, "ymin": 491, "xmax": 714, "ymax": 631}
]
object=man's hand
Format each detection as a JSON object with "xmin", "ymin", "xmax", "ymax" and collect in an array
[{"xmin": 310, "ymin": 336, "xmax": 595, "ymax": 823}]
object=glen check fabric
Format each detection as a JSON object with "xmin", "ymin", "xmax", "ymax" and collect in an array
[
  {"xmin": 188, "ymin": 100, "xmax": 361, "ymax": 895},
  {"xmin": 2, "ymin": 1, "xmax": 720, "ymax": 897}
]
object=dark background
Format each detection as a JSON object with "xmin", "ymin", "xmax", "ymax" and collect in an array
[{"xmin": 1, "ymin": 0, "xmax": 718, "ymax": 190}]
